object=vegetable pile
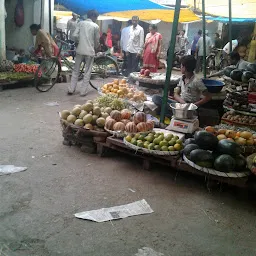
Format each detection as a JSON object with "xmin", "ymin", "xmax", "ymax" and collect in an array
[
  {"xmin": 14, "ymin": 64, "xmax": 38, "ymax": 74},
  {"xmin": 222, "ymin": 111, "xmax": 256, "ymax": 126}
]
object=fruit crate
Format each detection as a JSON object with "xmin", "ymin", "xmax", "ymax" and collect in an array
[{"xmin": 60, "ymin": 119, "xmax": 109, "ymax": 153}]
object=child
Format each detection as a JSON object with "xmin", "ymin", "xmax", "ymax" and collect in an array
[{"xmin": 152, "ymin": 55, "xmax": 211, "ymax": 117}]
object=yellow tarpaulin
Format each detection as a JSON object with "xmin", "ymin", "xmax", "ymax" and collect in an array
[
  {"xmin": 104, "ymin": 9, "xmax": 200, "ymax": 23},
  {"xmin": 187, "ymin": 0, "xmax": 256, "ymax": 18}
]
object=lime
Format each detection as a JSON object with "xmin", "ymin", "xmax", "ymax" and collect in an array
[
  {"xmin": 144, "ymin": 141, "xmax": 150, "ymax": 148},
  {"xmin": 145, "ymin": 136, "xmax": 154, "ymax": 143},
  {"xmin": 138, "ymin": 135, "xmax": 145, "ymax": 141},
  {"xmin": 174, "ymin": 136, "xmax": 179, "ymax": 141},
  {"xmin": 134, "ymin": 134, "xmax": 140, "ymax": 139},
  {"xmin": 174, "ymin": 143, "xmax": 182, "ymax": 151},
  {"xmin": 168, "ymin": 146, "xmax": 175, "ymax": 151},
  {"xmin": 148, "ymin": 143, "xmax": 155, "ymax": 150},
  {"xmin": 158, "ymin": 135, "xmax": 164, "ymax": 141},
  {"xmin": 154, "ymin": 134, "xmax": 159, "ymax": 138},
  {"xmin": 165, "ymin": 134, "xmax": 174, "ymax": 141},
  {"xmin": 153, "ymin": 138, "xmax": 161, "ymax": 145},
  {"xmin": 154, "ymin": 145, "xmax": 161, "ymax": 151},
  {"xmin": 148, "ymin": 132, "xmax": 155, "ymax": 137},
  {"xmin": 131, "ymin": 138, "xmax": 137, "ymax": 145},
  {"xmin": 161, "ymin": 146, "xmax": 169, "ymax": 151},
  {"xmin": 136, "ymin": 140, "xmax": 143, "ymax": 145},
  {"xmin": 176, "ymin": 139, "xmax": 182, "ymax": 144},
  {"xmin": 159, "ymin": 141, "xmax": 168, "ymax": 147},
  {"xmin": 137, "ymin": 141, "xmax": 144, "ymax": 148},
  {"xmin": 168, "ymin": 139, "xmax": 176, "ymax": 146},
  {"xmin": 125, "ymin": 135, "xmax": 132, "ymax": 142}
]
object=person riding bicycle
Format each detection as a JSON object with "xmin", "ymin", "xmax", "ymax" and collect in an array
[
  {"xmin": 30, "ymin": 24, "xmax": 59, "ymax": 58},
  {"xmin": 68, "ymin": 10, "xmax": 100, "ymax": 96}
]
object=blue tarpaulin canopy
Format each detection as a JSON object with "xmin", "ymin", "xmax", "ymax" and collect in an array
[
  {"xmin": 55, "ymin": 0, "xmax": 168, "ymax": 15},
  {"xmin": 205, "ymin": 16, "xmax": 256, "ymax": 23}
]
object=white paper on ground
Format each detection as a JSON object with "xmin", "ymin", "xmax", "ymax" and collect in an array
[
  {"xmin": 75, "ymin": 199, "xmax": 153, "ymax": 223},
  {"xmin": 135, "ymin": 247, "xmax": 164, "ymax": 256},
  {"xmin": 44, "ymin": 102, "xmax": 59, "ymax": 106},
  {"xmin": 0, "ymin": 165, "xmax": 27, "ymax": 176}
]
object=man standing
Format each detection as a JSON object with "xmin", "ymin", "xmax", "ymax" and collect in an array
[
  {"xmin": 120, "ymin": 20, "xmax": 132, "ymax": 75},
  {"xmin": 177, "ymin": 30, "xmax": 189, "ymax": 52},
  {"xmin": 191, "ymin": 30, "xmax": 202, "ymax": 56},
  {"xmin": 68, "ymin": 10, "xmax": 100, "ymax": 96},
  {"xmin": 214, "ymin": 33, "xmax": 223, "ymax": 49},
  {"xmin": 196, "ymin": 30, "xmax": 212, "ymax": 73},
  {"xmin": 126, "ymin": 16, "xmax": 144, "ymax": 76},
  {"xmin": 67, "ymin": 13, "xmax": 78, "ymax": 59}
]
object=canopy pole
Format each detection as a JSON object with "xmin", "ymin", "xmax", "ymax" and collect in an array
[
  {"xmin": 229, "ymin": 0, "xmax": 232, "ymax": 53},
  {"xmin": 160, "ymin": 0, "xmax": 181, "ymax": 123},
  {"xmin": 202, "ymin": 0, "xmax": 206, "ymax": 78},
  {"xmin": 0, "ymin": 0, "xmax": 6, "ymax": 61}
]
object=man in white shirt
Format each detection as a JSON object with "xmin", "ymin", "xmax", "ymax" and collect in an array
[
  {"xmin": 195, "ymin": 30, "xmax": 212, "ymax": 73},
  {"xmin": 120, "ymin": 20, "xmax": 132, "ymax": 75},
  {"xmin": 126, "ymin": 16, "xmax": 144, "ymax": 76},
  {"xmin": 68, "ymin": 10, "xmax": 100, "ymax": 96}
]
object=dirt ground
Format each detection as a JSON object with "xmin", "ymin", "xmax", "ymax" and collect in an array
[{"xmin": 0, "ymin": 81, "xmax": 256, "ymax": 256}]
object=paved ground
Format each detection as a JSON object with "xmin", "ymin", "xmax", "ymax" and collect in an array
[{"xmin": 0, "ymin": 81, "xmax": 256, "ymax": 256}]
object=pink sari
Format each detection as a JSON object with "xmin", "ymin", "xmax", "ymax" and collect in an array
[{"xmin": 143, "ymin": 32, "xmax": 162, "ymax": 72}]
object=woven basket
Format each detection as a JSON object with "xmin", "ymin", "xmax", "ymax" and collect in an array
[
  {"xmin": 183, "ymin": 154, "xmax": 250, "ymax": 178},
  {"xmin": 123, "ymin": 137, "xmax": 180, "ymax": 156},
  {"xmin": 104, "ymin": 127, "xmax": 126, "ymax": 138}
]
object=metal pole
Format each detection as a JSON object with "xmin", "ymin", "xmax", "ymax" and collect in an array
[
  {"xmin": 229, "ymin": 0, "xmax": 232, "ymax": 53},
  {"xmin": 160, "ymin": 0, "xmax": 181, "ymax": 123},
  {"xmin": 0, "ymin": 0, "xmax": 6, "ymax": 61},
  {"xmin": 202, "ymin": 0, "xmax": 206, "ymax": 78}
]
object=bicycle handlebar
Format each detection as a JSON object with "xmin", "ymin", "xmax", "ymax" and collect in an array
[{"xmin": 55, "ymin": 36, "xmax": 75, "ymax": 46}]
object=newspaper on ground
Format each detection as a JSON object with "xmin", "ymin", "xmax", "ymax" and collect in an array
[
  {"xmin": 75, "ymin": 199, "xmax": 153, "ymax": 223},
  {"xmin": 0, "ymin": 165, "xmax": 27, "ymax": 176}
]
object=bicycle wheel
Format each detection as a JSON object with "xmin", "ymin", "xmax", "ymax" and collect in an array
[
  {"xmin": 90, "ymin": 56, "xmax": 119, "ymax": 91},
  {"xmin": 219, "ymin": 58, "xmax": 228, "ymax": 70},
  {"xmin": 206, "ymin": 55, "xmax": 215, "ymax": 74},
  {"xmin": 35, "ymin": 58, "xmax": 61, "ymax": 92},
  {"xmin": 62, "ymin": 57, "xmax": 84, "ymax": 81}
]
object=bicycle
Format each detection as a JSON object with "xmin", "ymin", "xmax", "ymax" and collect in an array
[
  {"xmin": 34, "ymin": 37, "xmax": 119, "ymax": 92},
  {"xmin": 206, "ymin": 48, "xmax": 228, "ymax": 75}
]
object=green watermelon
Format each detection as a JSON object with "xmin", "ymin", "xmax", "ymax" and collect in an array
[
  {"xmin": 214, "ymin": 154, "xmax": 236, "ymax": 172},
  {"xmin": 223, "ymin": 67, "xmax": 235, "ymax": 77},
  {"xmin": 230, "ymin": 69, "xmax": 243, "ymax": 81},
  {"xmin": 241, "ymin": 71, "xmax": 254, "ymax": 83},
  {"xmin": 217, "ymin": 140, "xmax": 241, "ymax": 156},
  {"xmin": 190, "ymin": 149, "xmax": 214, "ymax": 168},
  {"xmin": 194, "ymin": 131, "xmax": 218, "ymax": 151},
  {"xmin": 246, "ymin": 63, "xmax": 256, "ymax": 74}
]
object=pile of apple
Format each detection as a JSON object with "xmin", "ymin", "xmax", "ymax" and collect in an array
[{"xmin": 139, "ymin": 69, "xmax": 151, "ymax": 77}]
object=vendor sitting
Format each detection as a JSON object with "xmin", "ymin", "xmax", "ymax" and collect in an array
[
  {"xmin": 209, "ymin": 51, "xmax": 250, "ymax": 78},
  {"xmin": 152, "ymin": 55, "xmax": 211, "ymax": 117}
]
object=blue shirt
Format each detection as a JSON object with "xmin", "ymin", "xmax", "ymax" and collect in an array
[{"xmin": 191, "ymin": 34, "xmax": 200, "ymax": 51}]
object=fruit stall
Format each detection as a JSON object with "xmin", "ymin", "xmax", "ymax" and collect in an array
[
  {"xmin": 59, "ymin": 78, "xmax": 256, "ymax": 190},
  {"xmin": 0, "ymin": 60, "xmax": 38, "ymax": 89}
]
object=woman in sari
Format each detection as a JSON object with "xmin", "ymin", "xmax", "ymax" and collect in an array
[
  {"xmin": 30, "ymin": 24, "xmax": 59, "ymax": 58},
  {"xmin": 143, "ymin": 25, "xmax": 162, "ymax": 72}
]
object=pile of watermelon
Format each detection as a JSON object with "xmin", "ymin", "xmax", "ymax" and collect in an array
[
  {"xmin": 183, "ymin": 131, "xmax": 247, "ymax": 173},
  {"xmin": 224, "ymin": 63, "xmax": 256, "ymax": 83}
]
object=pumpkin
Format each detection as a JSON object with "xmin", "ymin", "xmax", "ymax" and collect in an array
[
  {"xmin": 121, "ymin": 119, "xmax": 130, "ymax": 125},
  {"xmin": 105, "ymin": 118, "xmax": 116, "ymax": 130},
  {"xmin": 121, "ymin": 79, "xmax": 126, "ymax": 84},
  {"xmin": 137, "ymin": 122, "xmax": 148, "ymax": 132},
  {"xmin": 106, "ymin": 116, "xmax": 113, "ymax": 122},
  {"xmin": 134, "ymin": 112, "xmax": 146, "ymax": 124},
  {"xmin": 110, "ymin": 110, "xmax": 122, "ymax": 121},
  {"xmin": 125, "ymin": 122, "xmax": 137, "ymax": 133},
  {"xmin": 113, "ymin": 122, "xmax": 125, "ymax": 131},
  {"xmin": 146, "ymin": 121, "xmax": 154, "ymax": 131},
  {"xmin": 121, "ymin": 109, "xmax": 131, "ymax": 119}
]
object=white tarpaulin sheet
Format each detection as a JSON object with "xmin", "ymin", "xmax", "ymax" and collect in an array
[{"xmin": 75, "ymin": 199, "xmax": 154, "ymax": 222}]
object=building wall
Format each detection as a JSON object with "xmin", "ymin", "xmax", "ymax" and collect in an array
[
  {"xmin": 5, "ymin": 0, "xmax": 34, "ymax": 51},
  {"xmin": 5, "ymin": 0, "xmax": 53, "ymax": 53}
]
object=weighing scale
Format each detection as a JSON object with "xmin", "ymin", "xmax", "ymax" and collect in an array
[{"xmin": 167, "ymin": 116, "xmax": 199, "ymax": 134}]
